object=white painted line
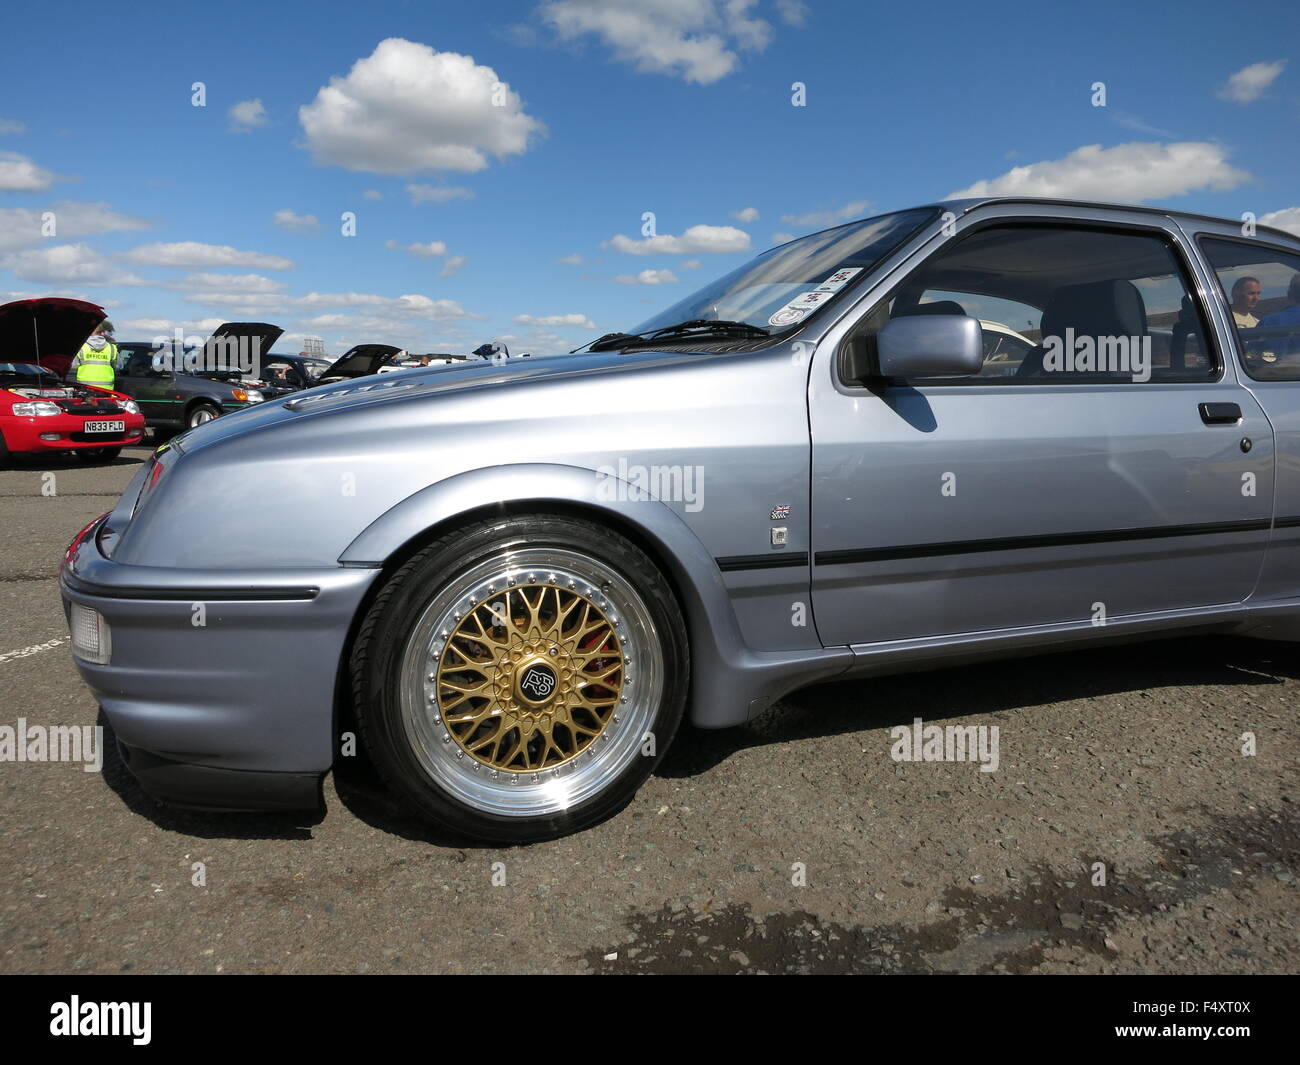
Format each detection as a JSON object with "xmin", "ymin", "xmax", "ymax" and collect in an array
[{"xmin": 0, "ymin": 637, "xmax": 67, "ymax": 666}]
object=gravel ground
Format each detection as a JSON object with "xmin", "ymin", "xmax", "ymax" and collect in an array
[{"xmin": 1, "ymin": 445, "xmax": 1296, "ymax": 974}]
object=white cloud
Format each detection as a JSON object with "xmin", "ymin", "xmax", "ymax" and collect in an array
[
  {"xmin": 606, "ymin": 223, "xmax": 750, "ymax": 255},
  {"xmin": 297, "ymin": 291, "xmax": 388, "ymax": 310},
  {"xmin": 1110, "ymin": 111, "xmax": 1175, "ymax": 139},
  {"xmin": 948, "ymin": 142, "xmax": 1251, "ymax": 203},
  {"xmin": 614, "ymin": 268, "xmax": 678, "ymax": 285},
  {"xmin": 0, "ymin": 243, "xmax": 147, "ymax": 286},
  {"xmin": 780, "ymin": 200, "xmax": 871, "ymax": 227},
  {"xmin": 182, "ymin": 291, "xmax": 288, "ymax": 314},
  {"xmin": 406, "ymin": 183, "xmax": 475, "ymax": 204},
  {"xmin": 540, "ymin": 0, "xmax": 777, "ymax": 84},
  {"xmin": 771, "ymin": 231, "xmax": 796, "ymax": 244},
  {"xmin": 495, "ymin": 328, "xmax": 574, "ymax": 354},
  {"xmin": 0, "ymin": 201, "xmax": 151, "ymax": 253},
  {"xmin": 385, "ymin": 238, "xmax": 448, "ymax": 257},
  {"xmin": 0, "ymin": 151, "xmax": 61, "ymax": 192},
  {"xmin": 296, "ymin": 291, "xmax": 482, "ymax": 320},
  {"xmin": 0, "ymin": 118, "xmax": 26, "ymax": 135},
  {"xmin": 121, "ymin": 241, "xmax": 295, "ymax": 270},
  {"xmin": 273, "ymin": 208, "xmax": 321, "ymax": 231},
  {"xmin": 1260, "ymin": 207, "xmax": 1300, "ymax": 237},
  {"xmin": 170, "ymin": 272, "xmax": 287, "ymax": 293},
  {"xmin": 513, "ymin": 312, "xmax": 597, "ymax": 328},
  {"xmin": 775, "ymin": 0, "xmax": 809, "ymax": 26},
  {"xmin": 363, "ymin": 189, "xmax": 384, "ymax": 200},
  {"xmin": 556, "ymin": 252, "xmax": 586, "ymax": 265},
  {"xmin": 299, "ymin": 37, "xmax": 544, "ymax": 174},
  {"xmin": 228, "ymin": 98, "xmax": 269, "ymax": 132},
  {"xmin": 680, "ymin": 259, "xmax": 701, "ymax": 269},
  {"xmin": 115, "ymin": 318, "xmax": 178, "ymax": 336},
  {"xmin": 731, "ymin": 206, "xmax": 759, "ymax": 222},
  {"xmin": 1218, "ymin": 60, "xmax": 1286, "ymax": 104},
  {"xmin": 440, "ymin": 255, "xmax": 467, "ymax": 278}
]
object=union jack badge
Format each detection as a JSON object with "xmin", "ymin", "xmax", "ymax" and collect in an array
[{"xmin": 771, "ymin": 504, "xmax": 790, "ymax": 520}]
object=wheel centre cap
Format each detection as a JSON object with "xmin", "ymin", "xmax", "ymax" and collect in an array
[{"xmin": 514, "ymin": 657, "xmax": 559, "ymax": 709}]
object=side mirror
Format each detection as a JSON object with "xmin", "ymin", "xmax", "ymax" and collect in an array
[{"xmin": 875, "ymin": 314, "xmax": 983, "ymax": 379}]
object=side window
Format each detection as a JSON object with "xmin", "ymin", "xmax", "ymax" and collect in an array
[
  {"xmin": 846, "ymin": 223, "xmax": 1216, "ymax": 384},
  {"xmin": 122, "ymin": 350, "xmax": 154, "ymax": 376},
  {"xmin": 1201, "ymin": 237, "xmax": 1300, "ymax": 381}
]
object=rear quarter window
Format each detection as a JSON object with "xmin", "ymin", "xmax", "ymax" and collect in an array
[{"xmin": 1200, "ymin": 235, "xmax": 1300, "ymax": 381}]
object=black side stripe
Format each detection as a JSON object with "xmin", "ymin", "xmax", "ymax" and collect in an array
[
  {"xmin": 716, "ymin": 552, "xmax": 809, "ymax": 572},
  {"xmin": 62, "ymin": 573, "xmax": 320, "ymax": 601},
  {"xmin": 813, "ymin": 517, "xmax": 1281, "ymax": 567}
]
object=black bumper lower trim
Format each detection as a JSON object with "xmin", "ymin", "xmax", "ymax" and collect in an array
[{"xmin": 119, "ymin": 743, "xmax": 325, "ymax": 814}]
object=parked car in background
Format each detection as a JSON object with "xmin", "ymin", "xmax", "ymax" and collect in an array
[
  {"xmin": 242, "ymin": 353, "xmax": 333, "ymax": 398},
  {"xmin": 0, "ymin": 297, "xmax": 146, "ymax": 463},
  {"xmin": 316, "ymin": 344, "xmax": 405, "ymax": 384},
  {"xmin": 61, "ymin": 198, "xmax": 1300, "ymax": 843},
  {"xmin": 113, "ymin": 322, "xmax": 275, "ymax": 433}
]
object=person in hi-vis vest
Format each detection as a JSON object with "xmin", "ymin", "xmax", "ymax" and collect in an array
[{"xmin": 71, "ymin": 319, "xmax": 117, "ymax": 388}]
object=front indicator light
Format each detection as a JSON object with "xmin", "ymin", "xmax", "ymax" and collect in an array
[
  {"xmin": 70, "ymin": 602, "xmax": 112, "ymax": 665},
  {"xmin": 232, "ymin": 388, "xmax": 248, "ymax": 402}
]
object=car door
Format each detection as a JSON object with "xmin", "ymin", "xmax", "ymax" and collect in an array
[
  {"xmin": 1196, "ymin": 225, "xmax": 1300, "ymax": 610},
  {"xmin": 808, "ymin": 206, "xmax": 1274, "ymax": 648},
  {"xmin": 117, "ymin": 348, "xmax": 175, "ymax": 424}
]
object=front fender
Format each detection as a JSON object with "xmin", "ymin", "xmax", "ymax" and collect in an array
[{"xmin": 339, "ymin": 463, "xmax": 850, "ymax": 727}]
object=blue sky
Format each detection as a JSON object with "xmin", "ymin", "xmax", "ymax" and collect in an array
[{"xmin": 1, "ymin": 0, "xmax": 1297, "ymax": 355}]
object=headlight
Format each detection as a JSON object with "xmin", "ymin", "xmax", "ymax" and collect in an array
[
  {"xmin": 120, "ymin": 399, "xmax": 141, "ymax": 415},
  {"xmin": 244, "ymin": 390, "xmax": 264, "ymax": 403},
  {"xmin": 11, "ymin": 401, "xmax": 62, "ymax": 417}
]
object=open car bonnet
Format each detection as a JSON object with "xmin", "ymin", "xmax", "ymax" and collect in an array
[
  {"xmin": 0, "ymin": 297, "xmax": 106, "ymax": 379},
  {"xmin": 319, "ymin": 343, "xmax": 405, "ymax": 380}
]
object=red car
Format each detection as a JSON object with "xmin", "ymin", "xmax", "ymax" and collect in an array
[{"xmin": 0, "ymin": 297, "xmax": 147, "ymax": 464}]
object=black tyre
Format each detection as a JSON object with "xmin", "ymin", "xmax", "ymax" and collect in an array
[
  {"xmin": 351, "ymin": 514, "xmax": 689, "ymax": 843},
  {"xmin": 186, "ymin": 402, "xmax": 220, "ymax": 429}
]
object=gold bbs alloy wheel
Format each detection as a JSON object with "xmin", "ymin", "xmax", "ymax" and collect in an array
[
  {"xmin": 436, "ymin": 583, "xmax": 624, "ymax": 772},
  {"xmin": 398, "ymin": 544, "xmax": 665, "ymax": 819}
]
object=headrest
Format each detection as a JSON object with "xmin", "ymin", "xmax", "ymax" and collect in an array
[{"xmin": 1040, "ymin": 279, "xmax": 1147, "ymax": 341}]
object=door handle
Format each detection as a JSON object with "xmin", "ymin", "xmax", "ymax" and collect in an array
[{"xmin": 1199, "ymin": 402, "xmax": 1241, "ymax": 425}]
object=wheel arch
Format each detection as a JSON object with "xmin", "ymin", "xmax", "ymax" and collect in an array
[
  {"xmin": 335, "ymin": 463, "xmax": 843, "ymax": 728},
  {"xmin": 183, "ymin": 395, "xmax": 222, "ymax": 421}
]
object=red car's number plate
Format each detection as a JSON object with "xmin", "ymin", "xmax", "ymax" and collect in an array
[{"xmin": 85, "ymin": 420, "xmax": 125, "ymax": 433}]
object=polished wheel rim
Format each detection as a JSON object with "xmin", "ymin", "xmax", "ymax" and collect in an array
[
  {"xmin": 190, "ymin": 408, "xmax": 215, "ymax": 426},
  {"xmin": 399, "ymin": 547, "xmax": 663, "ymax": 818}
]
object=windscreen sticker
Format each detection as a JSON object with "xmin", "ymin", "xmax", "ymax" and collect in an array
[
  {"xmin": 815, "ymin": 267, "xmax": 862, "ymax": 292},
  {"xmin": 768, "ymin": 289, "xmax": 836, "ymax": 327}
]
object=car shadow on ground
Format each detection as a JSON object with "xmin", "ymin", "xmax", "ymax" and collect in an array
[
  {"xmin": 95, "ymin": 711, "xmax": 323, "ymax": 841},
  {"xmin": 95, "ymin": 635, "xmax": 1298, "ymax": 848},
  {"xmin": 657, "ymin": 634, "xmax": 1300, "ymax": 779},
  {"xmin": 2, "ymin": 451, "xmax": 148, "ymax": 472}
]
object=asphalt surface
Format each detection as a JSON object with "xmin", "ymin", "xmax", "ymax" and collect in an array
[{"xmin": 1, "ymin": 442, "xmax": 1296, "ymax": 974}]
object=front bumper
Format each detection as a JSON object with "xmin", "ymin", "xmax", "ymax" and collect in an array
[
  {"xmin": 3, "ymin": 412, "xmax": 147, "ymax": 453},
  {"xmin": 60, "ymin": 518, "xmax": 380, "ymax": 811}
]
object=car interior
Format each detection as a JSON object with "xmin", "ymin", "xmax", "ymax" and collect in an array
[{"xmin": 843, "ymin": 224, "xmax": 1215, "ymax": 384}]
